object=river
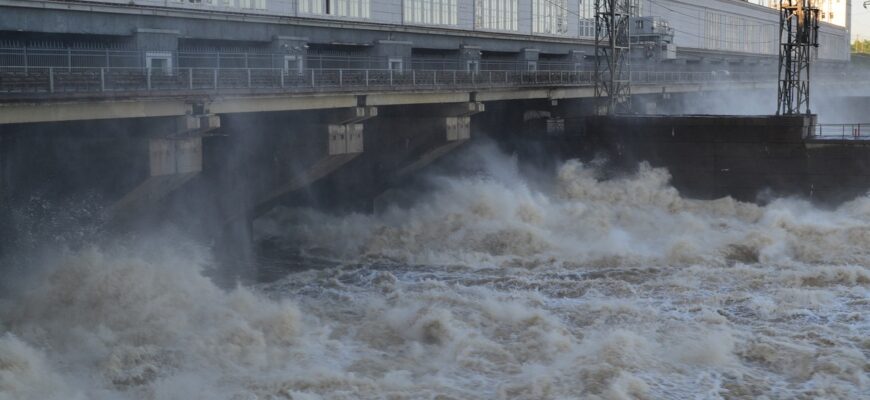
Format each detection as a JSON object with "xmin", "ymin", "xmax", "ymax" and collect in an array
[{"xmin": 1, "ymin": 144, "xmax": 867, "ymax": 399}]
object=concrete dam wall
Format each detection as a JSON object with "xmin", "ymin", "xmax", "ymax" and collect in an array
[{"xmin": 581, "ymin": 115, "xmax": 870, "ymax": 204}]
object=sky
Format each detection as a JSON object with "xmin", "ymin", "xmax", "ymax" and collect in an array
[{"xmin": 854, "ymin": 0, "xmax": 870, "ymax": 41}]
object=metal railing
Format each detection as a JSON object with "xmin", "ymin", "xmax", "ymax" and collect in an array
[
  {"xmin": 0, "ymin": 48, "xmax": 594, "ymax": 72},
  {"xmin": 0, "ymin": 66, "xmax": 783, "ymax": 96},
  {"xmin": 809, "ymin": 123, "xmax": 870, "ymax": 140}
]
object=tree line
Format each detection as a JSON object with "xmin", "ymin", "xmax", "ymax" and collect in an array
[{"xmin": 853, "ymin": 39, "xmax": 870, "ymax": 55}]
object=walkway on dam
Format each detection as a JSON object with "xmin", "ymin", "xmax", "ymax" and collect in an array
[
  {"xmin": 0, "ymin": 65, "xmax": 776, "ymax": 98},
  {"xmin": 808, "ymin": 123, "xmax": 870, "ymax": 142}
]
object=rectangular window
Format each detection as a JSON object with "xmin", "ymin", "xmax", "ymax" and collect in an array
[
  {"xmin": 405, "ymin": 0, "xmax": 456, "ymax": 25},
  {"xmin": 578, "ymin": 0, "xmax": 594, "ymax": 38},
  {"xmin": 146, "ymin": 51, "xmax": 173, "ymax": 75},
  {"xmin": 300, "ymin": 0, "xmax": 367, "ymax": 17},
  {"xmin": 238, "ymin": 0, "xmax": 266, "ymax": 9},
  {"xmin": 475, "ymin": 0, "xmax": 518, "ymax": 31},
  {"xmin": 284, "ymin": 55, "xmax": 303, "ymax": 74},
  {"xmin": 533, "ymin": 0, "xmax": 568, "ymax": 35},
  {"xmin": 389, "ymin": 58, "xmax": 403, "ymax": 72}
]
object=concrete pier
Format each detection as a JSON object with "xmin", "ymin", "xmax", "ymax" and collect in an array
[{"xmin": 111, "ymin": 115, "xmax": 217, "ymax": 223}]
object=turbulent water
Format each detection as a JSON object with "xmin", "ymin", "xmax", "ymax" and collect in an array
[{"xmin": 1, "ymin": 145, "xmax": 868, "ymax": 399}]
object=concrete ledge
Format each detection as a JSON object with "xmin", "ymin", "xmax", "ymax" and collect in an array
[
  {"xmin": 208, "ymin": 94, "xmax": 358, "ymax": 114},
  {"xmin": 0, "ymin": 99, "xmax": 191, "ymax": 124},
  {"xmin": 366, "ymin": 92, "xmax": 471, "ymax": 106}
]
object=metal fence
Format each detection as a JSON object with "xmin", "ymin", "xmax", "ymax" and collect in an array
[
  {"xmin": 809, "ymin": 123, "xmax": 870, "ymax": 140},
  {"xmin": 0, "ymin": 46, "xmax": 865, "ymax": 97},
  {"xmin": 0, "ymin": 66, "xmax": 783, "ymax": 95},
  {"xmin": 0, "ymin": 48, "xmax": 580, "ymax": 71}
]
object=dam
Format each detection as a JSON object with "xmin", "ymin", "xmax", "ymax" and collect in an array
[{"xmin": 1, "ymin": 1, "xmax": 870, "ymax": 399}]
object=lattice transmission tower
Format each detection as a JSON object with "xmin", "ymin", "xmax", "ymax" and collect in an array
[
  {"xmin": 776, "ymin": 0, "xmax": 820, "ymax": 115},
  {"xmin": 594, "ymin": 0, "xmax": 634, "ymax": 115}
]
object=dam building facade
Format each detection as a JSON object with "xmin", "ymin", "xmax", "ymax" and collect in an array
[{"xmin": 0, "ymin": 0, "xmax": 852, "ymax": 68}]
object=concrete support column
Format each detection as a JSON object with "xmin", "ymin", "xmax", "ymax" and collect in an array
[
  {"xmin": 442, "ymin": 102, "xmax": 484, "ymax": 141},
  {"xmin": 327, "ymin": 106, "xmax": 376, "ymax": 155},
  {"xmin": 328, "ymin": 124, "xmax": 365, "ymax": 155},
  {"xmin": 0, "ymin": 134, "xmax": 9, "ymax": 256},
  {"xmin": 379, "ymin": 102, "xmax": 484, "ymax": 180},
  {"xmin": 148, "ymin": 136, "xmax": 203, "ymax": 177},
  {"xmin": 254, "ymin": 107, "xmax": 376, "ymax": 215},
  {"xmin": 372, "ymin": 40, "xmax": 413, "ymax": 70},
  {"xmin": 112, "ymin": 114, "xmax": 218, "ymax": 221},
  {"xmin": 523, "ymin": 99, "xmax": 598, "ymax": 136}
]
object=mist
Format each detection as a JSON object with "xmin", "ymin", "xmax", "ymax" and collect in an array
[{"xmin": 1, "ymin": 140, "xmax": 868, "ymax": 399}]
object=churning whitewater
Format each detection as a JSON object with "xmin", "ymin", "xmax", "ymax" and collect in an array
[{"xmin": 1, "ymin": 145, "xmax": 868, "ymax": 399}]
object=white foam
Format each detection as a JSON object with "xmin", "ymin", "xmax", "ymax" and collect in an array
[{"xmin": 3, "ymin": 144, "xmax": 868, "ymax": 398}]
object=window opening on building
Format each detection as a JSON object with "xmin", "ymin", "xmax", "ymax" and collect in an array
[
  {"xmin": 284, "ymin": 55, "xmax": 304, "ymax": 74},
  {"xmin": 145, "ymin": 51, "xmax": 173, "ymax": 75},
  {"xmin": 389, "ymin": 58, "xmax": 403, "ymax": 72}
]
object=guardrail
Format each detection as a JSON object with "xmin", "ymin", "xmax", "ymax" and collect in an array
[
  {"xmin": 809, "ymin": 123, "xmax": 870, "ymax": 140},
  {"xmin": 0, "ymin": 66, "xmax": 778, "ymax": 96}
]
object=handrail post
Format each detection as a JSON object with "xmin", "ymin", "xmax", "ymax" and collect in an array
[
  {"xmin": 311, "ymin": 69, "xmax": 315, "ymax": 87},
  {"xmin": 147, "ymin": 67, "xmax": 151, "ymax": 90},
  {"xmin": 339, "ymin": 69, "xmax": 343, "ymax": 87},
  {"xmin": 247, "ymin": 68, "xmax": 252, "ymax": 88},
  {"xmin": 213, "ymin": 68, "xmax": 218, "ymax": 89},
  {"xmin": 412, "ymin": 69, "xmax": 416, "ymax": 86},
  {"xmin": 365, "ymin": 69, "xmax": 369, "ymax": 86},
  {"xmin": 390, "ymin": 69, "xmax": 393, "ymax": 86},
  {"xmin": 100, "ymin": 67, "xmax": 105, "ymax": 92},
  {"xmin": 49, "ymin": 67, "xmax": 54, "ymax": 93},
  {"xmin": 188, "ymin": 68, "xmax": 193, "ymax": 90},
  {"xmin": 280, "ymin": 69, "xmax": 285, "ymax": 88},
  {"xmin": 453, "ymin": 70, "xmax": 456, "ymax": 85}
]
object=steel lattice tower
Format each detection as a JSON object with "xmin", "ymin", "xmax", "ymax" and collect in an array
[
  {"xmin": 594, "ymin": 0, "xmax": 633, "ymax": 115},
  {"xmin": 777, "ymin": 0, "xmax": 820, "ymax": 115}
]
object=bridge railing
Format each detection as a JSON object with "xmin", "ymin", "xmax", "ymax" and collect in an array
[
  {"xmin": 809, "ymin": 123, "xmax": 870, "ymax": 140},
  {"xmin": 0, "ymin": 66, "xmax": 781, "ymax": 96}
]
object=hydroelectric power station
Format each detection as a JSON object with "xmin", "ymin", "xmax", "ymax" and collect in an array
[{"xmin": 1, "ymin": 0, "xmax": 869, "ymax": 268}]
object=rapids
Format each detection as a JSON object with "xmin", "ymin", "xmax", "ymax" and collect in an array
[{"xmin": 1, "ymin": 144, "xmax": 868, "ymax": 399}]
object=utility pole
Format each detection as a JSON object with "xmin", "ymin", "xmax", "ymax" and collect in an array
[
  {"xmin": 777, "ymin": 0, "xmax": 820, "ymax": 115},
  {"xmin": 594, "ymin": 0, "xmax": 633, "ymax": 115}
]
